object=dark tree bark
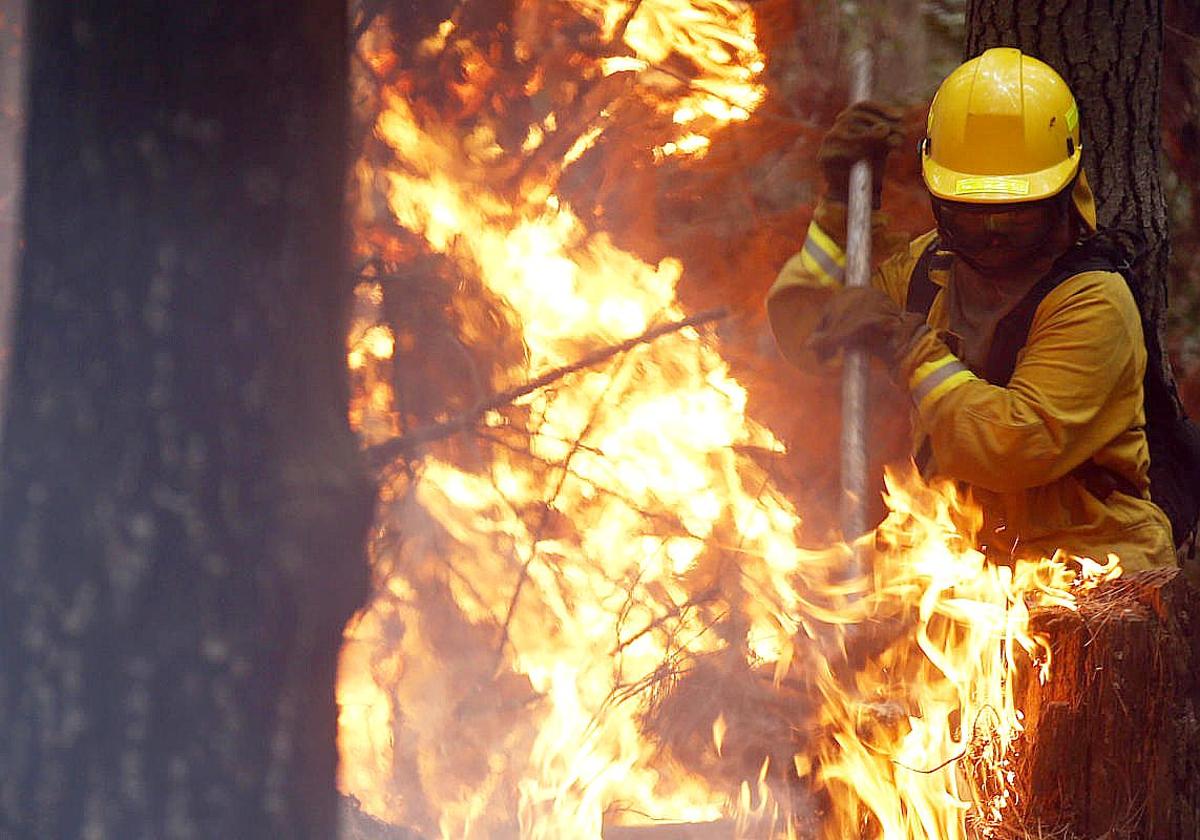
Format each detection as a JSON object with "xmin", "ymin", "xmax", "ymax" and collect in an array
[
  {"xmin": 0, "ymin": 3, "xmax": 374, "ymax": 838},
  {"xmin": 965, "ymin": 0, "xmax": 1173, "ymax": 358},
  {"xmin": 0, "ymin": 0, "xmax": 25, "ymax": 435},
  {"xmin": 1013, "ymin": 570, "xmax": 1200, "ymax": 839}
]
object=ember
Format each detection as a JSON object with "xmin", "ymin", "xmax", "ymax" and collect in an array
[{"xmin": 335, "ymin": 3, "xmax": 1121, "ymax": 838}]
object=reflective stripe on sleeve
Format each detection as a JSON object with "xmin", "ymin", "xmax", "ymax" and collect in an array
[
  {"xmin": 909, "ymin": 353, "xmax": 976, "ymax": 410},
  {"xmin": 798, "ymin": 221, "xmax": 846, "ymax": 287}
]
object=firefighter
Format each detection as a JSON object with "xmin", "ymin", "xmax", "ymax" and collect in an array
[{"xmin": 767, "ymin": 47, "xmax": 1177, "ymax": 571}]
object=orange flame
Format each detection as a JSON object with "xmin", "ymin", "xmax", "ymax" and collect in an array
[
  {"xmin": 338, "ymin": 4, "xmax": 1122, "ymax": 839},
  {"xmin": 576, "ymin": 0, "xmax": 764, "ymax": 126}
]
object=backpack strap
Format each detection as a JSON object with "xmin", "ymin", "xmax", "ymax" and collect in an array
[
  {"xmin": 984, "ymin": 277, "xmax": 1063, "ymax": 385},
  {"xmin": 905, "ymin": 239, "xmax": 945, "ymax": 475},
  {"xmin": 983, "ymin": 244, "xmax": 1117, "ymax": 385},
  {"xmin": 905, "ymin": 238, "xmax": 944, "ymax": 315}
]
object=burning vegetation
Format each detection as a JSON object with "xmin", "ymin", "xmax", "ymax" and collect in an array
[{"xmin": 333, "ymin": 2, "xmax": 1167, "ymax": 838}]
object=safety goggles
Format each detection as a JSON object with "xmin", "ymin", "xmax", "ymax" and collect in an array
[{"xmin": 931, "ymin": 194, "xmax": 1068, "ymax": 255}]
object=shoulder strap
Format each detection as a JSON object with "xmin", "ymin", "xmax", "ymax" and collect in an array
[
  {"xmin": 905, "ymin": 238, "xmax": 942, "ymax": 316},
  {"xmin": 983, "ymin": 242, "xmax": 1118, "ymax": 385},
  {"xmin": 907, "ymin": 238, "xmax": 945, "ymax": 476},
  {"xmin": 983, "ymin": 277, "xmax": 1063, "ymax": 385}
]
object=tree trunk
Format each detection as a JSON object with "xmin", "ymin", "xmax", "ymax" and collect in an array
[
  {"xmin": 0, "ymin": 3, "xmax": 374, "ymax": 838},
  {"xmin": 0, "ymin": 0, "xmax": 25, "ymax": 439},
  {"xmin": 1013, "ymin": 570, "xmax": 1200, "ymax": 839},
  {"xmin": 964, "ymin": 0, "xmax": 1172, "ymax": 355}
]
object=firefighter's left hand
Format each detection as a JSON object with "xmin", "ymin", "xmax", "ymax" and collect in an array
[{"xmin": 807, "ymin": 286, "xmax": 927, "ymax": 366}]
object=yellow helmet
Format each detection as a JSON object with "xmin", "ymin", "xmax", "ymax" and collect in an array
[{"xmin": 922, "ymin": 47, "xmax": 1082, "ymax": 206}]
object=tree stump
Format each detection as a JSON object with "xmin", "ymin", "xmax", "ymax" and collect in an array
[{"xmin": 1010, "ymin": 568, "xmax": 1200, "ymax": 839}]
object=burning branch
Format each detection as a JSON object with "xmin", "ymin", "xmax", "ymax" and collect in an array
[
  {"xmin": 611, "ymin": 0, "xmax": 647, "ymax": 45},
  {"xmin": 365, "ymin": 306, "xmax": 730, "ymax": 467},
  {"xmin": 490, "ymin": 350, "xmax": 630, "ymax": 675}
]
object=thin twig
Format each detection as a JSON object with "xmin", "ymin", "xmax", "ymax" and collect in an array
[
  {"xmin": 365, "ymin": 307, "xmax": 729, "ymax": 467},
  {"xmin": 479, "ymin": 426, "xmax": 607, "ymax": 460},
  {"xmin": 490, "ymin": 346, "xmax": 632, "ymax": 676},
  {"xmin": 609, "ymin": 608, "xmax": 727, "ymax": 706},
  {"xmin": 474, "ymin": 428, "xmax": 692, "ymax": 535},
  {"xmin": 611, "ymin": 0, "xmax": 646, "ymax": 45},
  {"xmin": 635, "ymin": 60, "xmax": 751, "ymax": 114},
  {"xmin": 1166, "ymin": 23, "xmax": 1200, "ymax": 48},
  {"xmin": 351, "ymin": 0, "xmax": 388, "ymax": 44},
  {"xmin": 613, "ymin": 562, "xmax": 652, "ymax": 676},
  {"xmin": 611, "ymin": 589, "xmax": 719, "ymax": 656},
  {"xmin": 890, "ymin": 705, "xmax": 1001, "ymax": 775}
]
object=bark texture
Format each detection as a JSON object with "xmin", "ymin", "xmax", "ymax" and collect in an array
[
  {"xmin": 0, "ymin": 3, "xmax": 374, "ymax": 838},
  {"xmin": 965, "ymin": 0, "xmax": 1170, "ymax": 331},
  {"xmin": 0, "ymin": 0, "xmax": 25, "ymax": 437},
  {"xmin": 1012, "ymin": 570, "xmax": 1200, "ymax": 839}
]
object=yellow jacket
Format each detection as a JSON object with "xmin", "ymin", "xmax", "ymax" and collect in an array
[{"xmin": 768, "ymin": 201, "xmax": 1176, "ymax": 571}]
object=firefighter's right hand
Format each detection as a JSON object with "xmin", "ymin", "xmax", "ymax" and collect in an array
[
  {"xmin": 817, "ymin": 101, "xmax": 905, "ymax": 206},
  {"xmin": 807, "ymin": 285, "xmax": 926, "ymax": 367}
]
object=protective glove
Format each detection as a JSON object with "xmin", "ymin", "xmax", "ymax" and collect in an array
[
  {"xmin": 817, "ymin": 101, "xmax": 905, "ymax": 207},
  {"xmin": 807, "ymin": 285, "xmax": 928, "ymax": 367}
]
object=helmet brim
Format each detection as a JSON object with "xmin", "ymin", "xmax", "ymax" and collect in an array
[{"xmin": 922, "ymin": 153, "xmax": 1081, "ymax": 205}]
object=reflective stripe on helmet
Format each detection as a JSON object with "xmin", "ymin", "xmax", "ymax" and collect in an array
[{"xmin": 954, "ymin": 176, "xmax": 1031, "ymax": 197}]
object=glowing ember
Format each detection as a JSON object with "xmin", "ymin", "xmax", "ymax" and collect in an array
[{"xmin": 337, "ymin": 4, "xmax": 1122, "ymax": 839}]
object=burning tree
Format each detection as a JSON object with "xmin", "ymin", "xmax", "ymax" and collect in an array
[
  {"xmin": 0, "ymin": 2, "xmax": 373, "ymax": 837},
  {"xmin": 333, "ymin": 2, "xmax": 1187, "ymax": 839}
]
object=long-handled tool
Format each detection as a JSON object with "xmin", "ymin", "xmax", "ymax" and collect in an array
[{"xmin": 841, "ymin": 46, "xmax": 874, "ymax": 560}]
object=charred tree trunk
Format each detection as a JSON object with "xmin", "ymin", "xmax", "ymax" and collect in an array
[
  {"xmin": 0, "ymin": 3, "xmax": 374, "ymax": 838},
  {"xmin": 965, "ymin": 0, "xmax": 1175, "ymax": 374}
]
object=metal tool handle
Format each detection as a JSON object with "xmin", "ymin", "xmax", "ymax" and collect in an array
[{"xmin": 841, "ymin": 47, "xmax": 873, "ymax": 551}]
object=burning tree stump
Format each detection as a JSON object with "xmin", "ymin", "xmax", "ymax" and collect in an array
[{"xmin": 1010, "ymin": 568, "xmax": 1200, "ymax": 839}]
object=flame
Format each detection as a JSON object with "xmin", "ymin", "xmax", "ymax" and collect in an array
[
  {"xmin": 338, "ymin": 4, "xmax": 1123, "ymax": 839},
  {"xmin": 807, "ymin": 474, "xmax": 1120, "ymax": 839},
  {"xmin": 653, "ymin": 133, "xmax": 712, "ymax": 161},
  {"xmin": 712, "ymin": 713, "xmax": 727, "ymax": 757},
  {"xmin": 348, "ymin": 88, "xmax": 794, "ymax": 833},
  {"xmin": 574, "ymin": 0, "xmax": 764, "ymax": 128}
]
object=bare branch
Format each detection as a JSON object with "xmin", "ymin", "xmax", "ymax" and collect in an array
[
  {"xmin": 365, "ymin": 306, "xmax": 729, "ymax": 468},
  {"xmin": 489, "ymin": 361, "xmax": 621, "ymax": 677},
  {"xmin": 351, "ymin": 0, "xmax": 389, "ymax": 43},
  {"xmin": 611, "ymin": 0, "xmax": 646, "ymax": 46}
]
